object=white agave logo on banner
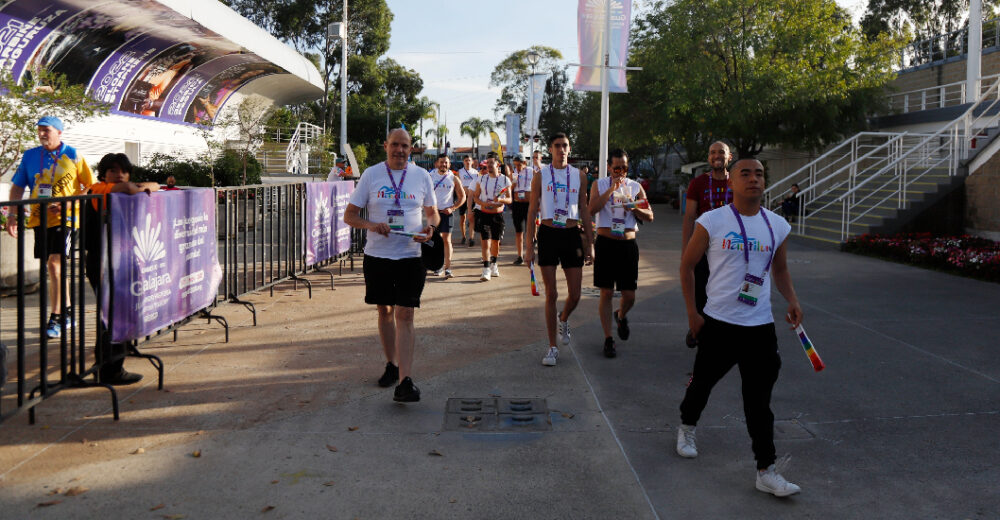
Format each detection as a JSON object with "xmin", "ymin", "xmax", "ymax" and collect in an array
[
  {"xmin": 133, "ymin": 213, "xmax": 167, "ymax": 264},
  {"xmin": 316, "ymin": 193, "xmax": 332, "ymax": 226},
  {"xmin": 584, "ymin": 0, "xmax": 624, "ymax": 19}
]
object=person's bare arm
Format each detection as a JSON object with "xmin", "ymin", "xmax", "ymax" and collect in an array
[
  {"xmin": 451, "ymin": 176, "xmax": 466, "ymax": 210},
  {"xmin": 632, "ymin": 186, "xmax": 654, "ymax": 223},
  {"xmin": 524, "ymin": 173, "xmax": 541, "ymax": 265},
  {"xmin": 344, "ymin": 203, "xmax": 389, "ymax": 236},
  {"xmin": 5, "ymin": 185, "xmax": 25, "ymax": 237},
  {"xmin": 110, "ymin": 182, "xmax": 161, "ymax": 195},
  {"xmin": 587, "ymin": 180, "xmax": 605, "ymax": 216},
  {"xmin": 681, "ymin": 223, "xmax": 710, "ymax": 336},
  {"xmin": 580, "ymin": 171, "xmax": 594, "ymax": 264},
  {"xmin": 415, "ymin": 205, "xmax": 440, "ymax": 243},
  {"xmin": 771, "ymin": 240, "xmax": 803, "ymax": 329}
]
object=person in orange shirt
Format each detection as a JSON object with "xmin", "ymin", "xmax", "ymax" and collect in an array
[{"xmin": 86, "ymin": 153, "xmax": 159, "ymax": 385}]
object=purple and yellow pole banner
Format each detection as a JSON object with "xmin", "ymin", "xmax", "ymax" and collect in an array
[
  {"xmin": 573, "ymin": 0, "xmax": 633, "ymax": 93},
  {"xmin": 505, "ymin": 113, "xmax": 521, "ymax": 158},
  {"xmin": 794, "ymin": 324, "xmax": 826, "ymax": 372},
  {"xmin": 107, "ymin": 190, "xmax": 222, "ymax": 343},
  {"xmin": 305, "ymin": 181, "xmax": 355, "ymax": 265}
]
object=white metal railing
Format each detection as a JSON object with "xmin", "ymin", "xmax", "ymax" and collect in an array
[
  {"xmin": 886, "ymin": 74, "xmax": 1000, "ymax": 114},
  {"xmin": 285, "ymin": 122, "xmax": 324, "ymax": 175},
  {"xmin": 899, "ymin": 17, "xmax": 1000, "ymax": 71},
  {"xmin": 798, "ymin": 76, "xmax": 1000, "ymax": 240}
]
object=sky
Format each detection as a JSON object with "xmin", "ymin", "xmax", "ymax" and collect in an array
[{"xmin": 385, "ymin": 0, "xmax": 869, "ymax": 148}]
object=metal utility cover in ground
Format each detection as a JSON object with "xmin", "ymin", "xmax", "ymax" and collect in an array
[{"xmin": 443, "ymin": 398, "xmax": 551, "ymax": 432}]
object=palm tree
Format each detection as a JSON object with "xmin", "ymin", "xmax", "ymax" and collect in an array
[
  {"xmin": 425, "ymin": 124, "xmax": 448, "ymax": 154},
  {"xmin": 414, "ymin": 97, "xmax": 438, "ymax": 150},
  {"xmin": 460, "ymin": 117, "xmax": 495, "ymax": 160}
]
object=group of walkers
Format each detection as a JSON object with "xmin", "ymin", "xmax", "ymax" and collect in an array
[{"xmin": 345, "ymin": 129, "xmax": 806, "ymax": 497}]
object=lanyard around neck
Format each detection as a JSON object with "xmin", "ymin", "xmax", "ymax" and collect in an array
[
  {"xmin": 550, "ymin": 165, "xmax": 571, "ymax": 210},
  {"xmin": 434, "ymin": 172, "xmax": 450, "ymax": 189},
  {"xmin": 729, "ymin": 203, "xmax": 775, "ymax": 275},
  {"xmin": 40, "ymin": 144, "xmax": 64, "ymax": 175},
  {"xmin": 385, "ymin": 163, "xmax": 407, "ymax": 207}
]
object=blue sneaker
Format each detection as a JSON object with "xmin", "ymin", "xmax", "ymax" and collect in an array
[{"xmin": 45, "ymin": 313, "xmax": 72, "ymax": 339}]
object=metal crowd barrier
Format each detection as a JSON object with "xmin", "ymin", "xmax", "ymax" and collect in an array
[{"xmin": 0, "ymin": 195, "xmax": 122, "ymax": 424}]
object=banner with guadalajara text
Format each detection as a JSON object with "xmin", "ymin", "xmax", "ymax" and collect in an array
[
  {"xmin": 573, "ymin": 0, "xmax": 632, "ymax": 93},
  {"xmin": 108, "ymin": 189, "xmax": 221, "ymax": 343}
]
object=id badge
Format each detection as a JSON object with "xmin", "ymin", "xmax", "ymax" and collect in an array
[
  {"xmin": 737, "ymin": 273, "xmax": 764, "ymax": 306},
  {"xmin": 516, "ymin": 190, "xmax": 527, "ymax": 201},
  {"xmin": 387, "ymin": 209, "xmax": 404, "ymax": 231},
  {"xmin": 37, "ymin": 183, "xmax": 52, "ymax": 198},
  {"xmin": 611, "ymin": 217, "xmax": 626, "ymax": 238},
  {"xmin": 553, "ymin": 209, "xmax": 568, "ymax": 228}
]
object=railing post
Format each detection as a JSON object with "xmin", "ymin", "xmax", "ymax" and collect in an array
[{"xmin": 921, "ymin": 90, "xmax": 927, "ymax": 111}]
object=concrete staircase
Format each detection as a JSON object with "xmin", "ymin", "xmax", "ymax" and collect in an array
[{"xmin": 256, "ymin": 141, "xmax": 289, "ymax": 175}]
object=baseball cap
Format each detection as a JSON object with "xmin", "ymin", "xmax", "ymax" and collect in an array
[
  {"xmin": 36, "ymin": 116, "xmax": 64, "ymax": 131},
  {"xmin": 513, "ymin": 154, "xmax": 526, "ymax": 162}
]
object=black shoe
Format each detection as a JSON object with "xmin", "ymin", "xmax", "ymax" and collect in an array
[
  {"xmin": 685, "ymin": 330, "xmax": 698, "ymax": 349},
  {"xmin": 100, "ymin": 369, "xmax": 143, "ymax": 386},
  {"xmin": 468, "ymin": 239, "xmax": 475, "ymax": 247},
  {"xmin": 377, "ymin": 362, "xmax": 399, "ymax": 387},
  {"xmin": 603, "ymin": 337, "xmax": 617, "ymax": 358},
  {"xmin": 393, "ymin": 377, "xmax": 420, "ymax": 402},
  {"xmin": 614, "ymin": 311, "xmax": 630, "ymax": 341},
  {"xmin": 513, "ymin": 257, "xmax": 524, "ymax": 265},
  {"xmin": 459, "ymin": 237, "xmax": 466, "ymax": 245}
]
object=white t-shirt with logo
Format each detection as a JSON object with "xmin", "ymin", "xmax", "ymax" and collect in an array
[
  {"xmin": 538, "ymin": 165, "xmax": 582, "ymax": 221},
  {"xmin": 457, "ymin": 167, "xmax": 479, "ymax": 189},
  {"xmin": 512, "ymin": 167, "xmax": 533, "ymax": 202},
  {"xmin": 697, "ymin": 205, "xmax": 791, "ymax": 326},
  {"xmin": 430, "ymin": 170, "xmax": 457, "ymax": 208},
  {"xmin": 349, "ymin": 162, "xmax": 437, "ymax": 260},
  {"xmin": 595, "ymin": 177, "xmax": 642, "ymax": 230},
  {"xmin": 473, "ymin": 174, "xmax": 512, "ymax": 212}
]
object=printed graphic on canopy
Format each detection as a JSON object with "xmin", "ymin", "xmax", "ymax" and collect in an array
[{"xmin": 0, "ymin": 0, "xmax": 294, "ymax": 126}]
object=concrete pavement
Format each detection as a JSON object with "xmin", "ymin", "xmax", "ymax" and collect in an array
[{"xmin": 1, "ymin": 207, "xmax": 997, "ymax": 519}]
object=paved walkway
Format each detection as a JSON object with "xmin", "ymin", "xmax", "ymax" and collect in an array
[{"xmin": 1, "ymin": 208, "xmax": 997, "ymax": 519}]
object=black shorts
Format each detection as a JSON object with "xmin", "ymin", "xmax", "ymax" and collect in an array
[
  {"xmin": 511, "ymin": 201, "xmax": 530, "ymax": 233},
  {"xmin": 537, "ymin": 225, "xmax": 584, "ymax": 268},
  {"xmin": 437, "ymin": 211, "xmax": 453, "ymax": 234},
  {"xmin": 459, "ymin": 204, "xmax": 468, "ymax": 216},
  {"xmin": 475, "ymin": 210, "xmax": 505, "ymax": 240},
  {"xmin": 593, "ymin": 235, "xmax": 639, "ymax": 291},
  {"xmin": 33, "ymin": 226, "xmax": 76, "ymax": 259},
  {"xmin": 363, "ymin": 255, "xmax": 426, "ymax": 308}
]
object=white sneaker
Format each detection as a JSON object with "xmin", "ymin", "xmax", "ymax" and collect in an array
[
  {"xmin": 542, "ymin": 346, "xmax": 559, "ymax": 366},
  {"xmin": 557, "ymin": 320, "xmax": 571, "ymax": 346},
  {"xmin": 431, "ymin": 268, "xmax": 444, "ymax": 276},
  {"xmin": 676, "ymin": 424, "xmax": 698, "ymax": 458},
  {"xmin": 490, "ymin": 263, "xmax": 500, "ymax": 277},
  {"xmin": 444, "ymin": 269, "xmax": 454, "ymax": 279},
  {"xmin": 756, "ymin": 464, "xmax": 801, "ymax": 497},
  {"xmin": 480, "ymin": 267, "xmax": 491, "ymax": 281}
]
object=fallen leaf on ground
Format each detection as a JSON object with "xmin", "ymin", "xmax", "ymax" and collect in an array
[
  {"xmin": 270, "ymin": 480, "xmax": 279, "ymax": 484},
  {"xmin": 261, "ymin": 506, "xmax": 275, "ymax": 513},
  {"xmin": 449, "ymin": 499, "xmax": 457, "ymax": 504},
  {"xmin": 162, "ymin": 515, "xmax": 186, "ymax": 520},
  {"xmin": 323, "ymin": 481, "xmax": 335, "ymax": 487},
  {"xmin": 150, "ymin": 503, "xmax": 165, "ymax": 511},
  {"xmin": 46, "ymin": 488, "xmax": 63, "ymax": 496},
  {"xmin": 89, "ymin": 443, "xmax": 99, "ymax": 447},
  {"xmin": 131, "ymin": 448, "xmax": 145, "ymax": 455},
  {"xmin": 347, "ymin": 426, "xmax": 358, "ymax": 432},
  {"xmin": 64, "ymin": 486, "xmax": 88, "ymax": 497},
  {"xmin": 428, "ymin": 450, "xmax": 443, "ymax": 457},
  {"xmin": 562, "ymin": 412, "xmax": 575, "ymax": 419},
  {"xmin": 191, "ymin": 450, "xmax": 201, "ymax": 458},
  {"xmin": 326, "ymin": 445, "xmax": 338, "ymax": 452},
  {"xmin": 37, "ymin": 500, "xmax": 62, "ymax": 507},
  {"xmin": 41, "ymin": 425, "xmax": 50, "ymax": 430},
  {"xmin": 81, "ymin": 438, "xmax": 87, "ymax": 444}
]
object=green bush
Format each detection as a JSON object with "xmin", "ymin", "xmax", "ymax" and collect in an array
[
  {"xmin": 214, "ymin": 149, "xmax": 262, "ymax": 186},
  {"xmin": 131, "ymin": 150, "xmax": 261, "ymax": 187}
]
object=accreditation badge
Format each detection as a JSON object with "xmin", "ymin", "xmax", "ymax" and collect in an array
[
  {"xmin": 37, "ymin": 183, "xmax": 53, "ymax": 198},
  {"xmin": 516, "ymin": 190, "xmax": 527, "ymax": 201},
  {"xmin": 553, "ymin": 209, "xmax": 568, "ymax": 228},
  {"xmin": 611, "ymin": 217, "xmax": 626, "ymax": 238},
  {"xmin": 737, "ymin": 273, "xmax": 765, "ymax": 306},
  {"xmin": 387, "ymin": 209, "xmax": 404, "ymax": 231}
]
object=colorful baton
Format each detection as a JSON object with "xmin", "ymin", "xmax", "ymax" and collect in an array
[
  {"xmin": 794, "ymin": 324, "xmax": 825, "ymax": 372},
  {"xmin": 529, "ymin": 262, "xmax": 540, "ymax": 296}
]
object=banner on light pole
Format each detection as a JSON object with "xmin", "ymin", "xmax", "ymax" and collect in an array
[
  {"xmin": 526, "ymin": 73, "xmax": 546, "ymax": 137},
  {"xmin": 505, "ymin": 113, "xmax": 521, "ymax": 157},
  {"xmin": 573, "ymin": 0, "xmax": 632, "ymax": 93}
]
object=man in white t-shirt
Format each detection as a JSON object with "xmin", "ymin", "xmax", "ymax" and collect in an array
[
  {"xmin": 509, "ymin": 155, "xmax": 533, "ymax": 265},
  {"xmin": 676, "ymin": 157, "xmax": 804, "ymax": 497},
  {"xmin": 456, "ymin": 155, "xmax": 480, "ymax": 247},
  {"xmin": 343, "ymin": 129, "xmax": 439, "ymax": 403},
  {"xmin": 471, "ymin": 154, "xmax": 512, "ymax": 281},
  {"xmin": 429, "ymin": 153, "xmax": 465, "ymax": 278}
]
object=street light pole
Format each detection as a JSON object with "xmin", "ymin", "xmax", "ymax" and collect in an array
[
  {"xmin": 340, "ymin": 0, "xmax": 348, "ymax": 156},
  {"xmin": 526, "ymin": 50, "xmax": 540, "ymax": 162}
]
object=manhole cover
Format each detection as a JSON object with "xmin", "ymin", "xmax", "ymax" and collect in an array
[{"xmin": 443, "ymin": 398, "xmax": 551, "ymax": 432}]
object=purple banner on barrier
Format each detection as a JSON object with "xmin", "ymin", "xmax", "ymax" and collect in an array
[
  {"xmin": 305, "ymin": 181, "xmax": 354, "ymax": 265},
  {"xmin": 88, "ymin": 33, "xmax": 173, "ymax": 107},
  {"xmin": 108, "ymin": 189, "xmax": 222, "ymax": 343},
  {"xmin": 0, "ymin": 0, "xmax": 77, "ymax": 81}
]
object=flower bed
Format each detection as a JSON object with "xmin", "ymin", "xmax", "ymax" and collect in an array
[{"xmin": 843, "ymin": 233, "xmax": 1000, "ymax": 283}]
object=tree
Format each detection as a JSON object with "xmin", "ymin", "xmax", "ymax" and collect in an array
[
  {"xmin": 214, "ymin": 96, "xmax": 272, "ymax": 185},
  {"xmin": 460, "ymin": 117, "xmax": 495, "ymax": 159},
  {"xmin": 622, "ymin": 0, "xmax": 903, "ymax": 158},
  {"xmin": 489, "ymin": 46, "xmax": 564, "ymax": 115},
  {"xmin": 424, "ymin": 124, "xmax": 448, "ymax": 154},
  {"xmin": 0, "ymin": 69, "xmax": 108, "ymax": 178},
  {"xmin": 860, "ymin": 0, "xmax": 1000, "ymax": 43}
]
